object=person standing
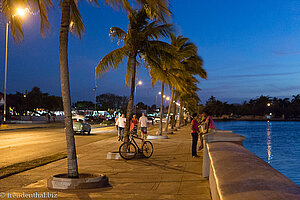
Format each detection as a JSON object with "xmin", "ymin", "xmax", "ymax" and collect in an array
[
  {"xmin": 139, "ymin": 113, "xmax": 148, "ymax": 140},
  {"xmin": 116, "ymin": 114, "xmax": 126, "ymax": 141},
  {"xmin": 203, "ymin": 112, "xmax": 215, "ymax": 133},
  {"xmin": 115, "ymin": 115, "xmax": 119, "ymax": 131},
  {"xmin": 130, "ymin": 115, "xmax": 138, "ymax": 134},
  {"xmin": 191, "ymin": 113, "xmax": 200, "ymax": 157}
]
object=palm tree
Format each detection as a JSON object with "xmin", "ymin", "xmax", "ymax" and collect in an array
[
  {"xmin": 3, "ymin": 0, "xmax": 171, "ymax": 178},
  {"xmin": 96, "ymin": 7, "xmax": 173, "ymax": 140},
  {"xmin": 147, "ymin": 46, "xmax": 185, "ymax": 135},
  {"xmin": 154, "ymin": 34, "xmax": 207, "ymax": 132}
]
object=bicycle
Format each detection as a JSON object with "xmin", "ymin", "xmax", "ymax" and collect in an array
[{"xmin": 119, "ymin": 131, "xmax": 153, "ymax": 160}]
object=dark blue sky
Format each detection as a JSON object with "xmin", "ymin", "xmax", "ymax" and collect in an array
[{"xmin": 1, "ymin": 0, "xmax": 300, "ymax": 105}]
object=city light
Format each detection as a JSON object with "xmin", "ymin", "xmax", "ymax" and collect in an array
[
  {"xmin": 16, "ymin": 8, "xmax": 26, "ymax": 17},
  {"xmin": 267, "ymin": 103, "xmax": 271, "ymax": 107},
  {"xmin": 163, "ymin": 95, "xmax": 166, "ymax": 98},
  {"xmin": 166, "ymin": 96, "xmax": 170, "ymax": 101},
  {"xmin": 158, "ymin": 92, "xmax": 161, "ymax": 95},
  {"xmin": 137, "ymin": 80, "xmax": 142, "ymax": 85}
]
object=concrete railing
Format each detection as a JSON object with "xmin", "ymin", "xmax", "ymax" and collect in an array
[{"xmin": 203, "ymin": 130, "xmax": 300, "ymax": 200}]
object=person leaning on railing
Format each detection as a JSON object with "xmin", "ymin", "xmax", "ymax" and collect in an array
[{"xmin": 198, "ymin": 112, "xmax": 216, "ymax": 150}]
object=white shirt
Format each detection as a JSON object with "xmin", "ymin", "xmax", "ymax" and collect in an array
[
  {"xmin": 139, "ymin": 116, "xmax": 148, "ymax": 127},
  {"xmin": 116, "ymin": 117, "xmax": 126, "ymax": 128}
]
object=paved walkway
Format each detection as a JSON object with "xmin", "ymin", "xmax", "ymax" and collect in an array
[{"xmin": 0, "ymin": 126, "xmax": 211, "ymax": 200}]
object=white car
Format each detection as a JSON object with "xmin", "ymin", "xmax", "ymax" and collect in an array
[{"xmin": 73, "ymin": 116, "xmax": 91, "ymax": 135}]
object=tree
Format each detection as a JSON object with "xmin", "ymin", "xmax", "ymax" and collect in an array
[
  {"xmin": 96, "ymin": 6, "xmax": 172, "ymax": 139},
  {"xmin": 164, "ymin": 34, "xmax": 206, "ymax": 131},
  {"xmin": 3, "ymin": 0, "xmax": 171, "ymax": 178},
  {"xmin": 73, "ymin": 101, "xmax": 95, "ymax": 110},
  {"xmin": 96, "ymin": 93, "xmax": 128, "ymax": 112}
]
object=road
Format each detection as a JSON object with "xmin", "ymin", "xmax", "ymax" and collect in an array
[{"xmin": 0, "ymin": 124, "xmax": 117, "ymax": 168}]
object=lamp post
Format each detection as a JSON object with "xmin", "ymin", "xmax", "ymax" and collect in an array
[
  {"xmin": 156, "ymin": 92, "xmax": 161, "ymax": 110},
  {"xmin": 165, "ymin": 96, "xmax": 170, "ymax": 113},
  {"xmin": 3, "ymin": 7, "xmax": 28, "ymax": 123},
  {"xmin": 93, "ymin": 67, "xmax": 97, "ymax": 112},
  {"xmin": 134, "ymin": 80, "xmax": 142, "ymax": 114}
]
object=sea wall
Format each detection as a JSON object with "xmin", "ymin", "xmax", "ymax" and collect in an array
[{"xmin": 203, "ymin": 130, "xmax": 300, "ymax": 200}]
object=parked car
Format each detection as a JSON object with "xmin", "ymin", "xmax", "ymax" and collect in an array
[
  {"xmin": 147, "ymin": 117, "xmax": 154, "ymax": 125},
  {"xmin": 154, "ymin": 116, "xmax": 167, "ymax": 123},
  {"xmin": 73, "ymin": 117, "xmax": 91, "ymax": 135}
]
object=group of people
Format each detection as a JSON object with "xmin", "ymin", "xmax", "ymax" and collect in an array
[
  {"xmin": 115, "ymin": 113, "xmax": 148, "ymax": 141},
  {"xmin": 191, "ymin": 112, "xmax": 215, "ymax": 157}
]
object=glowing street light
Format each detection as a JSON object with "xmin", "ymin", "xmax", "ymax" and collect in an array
[
  {"xmin": 16, "ymin": 8, "xmax": 26, "ymax": 17},
  {"xmin": 156, "ymin": 92, "xmax": 162, "ymax": 108},
  {"xmin": 3, "ymin": 7, "xmax": 29, "ymax": 123},
  {"xmin": 267, "ymin": 103, "xmax": 271, "ymax": 107},
  {"xmin": 134, "ymin": 80, "xmax": 143, "ymax": 113}
]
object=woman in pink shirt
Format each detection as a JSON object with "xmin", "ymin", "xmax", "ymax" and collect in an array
[
  {"xmin": 203, "ymin": 112, "xmax": 215, "ymax": 132},
  {"xmin": 191, "ymin": 113, "xmax": 200, "ymax": 157}
]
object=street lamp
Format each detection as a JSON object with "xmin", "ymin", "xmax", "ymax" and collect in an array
[
  {"xmin": 134, "ymin": 80, "xmax": 142, "ymax": 114},
  {"xmin": 156, "ymin": 92, "xmax": 162, "ymax": 109},
  {"xmin": 93, "ymin": 67, "xmax": 97, "ymax": 112},
  {"xmin": 3, "ymin": 7, "xmax": 28, "ymax": 123},
  {"xmin": 164, "ymin": 96, "xmax": 170, "ymax": 110}
]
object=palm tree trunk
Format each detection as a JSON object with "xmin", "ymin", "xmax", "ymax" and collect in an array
[
  {"xmin": 158, "ymin": 83, "xmax": 164, "ymax": 135},
  {"xmin": 179, "ymin": 103, "xmax": 184, "ymax": 126},
  {"xmin": 59, "ymin": 0, "xmax": 78, "ymax": 178},
  {"xmin": 164, "ymin": 86, "xmax": 174, "ymax": 132},
  {"xmin": 171, "ymin": 93, "xmax": 177, "ymax": 129},
  {"xmin": 177, "ymin": 101, "xmax": 182, "ymax": 128},
  {"xmin": 124, "ymin": 55, "xmax": 136, "ymax": 141}
]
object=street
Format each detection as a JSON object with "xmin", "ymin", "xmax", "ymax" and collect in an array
[{"xmin": 0, "ymin": 124, "xmax": 116, "ymax": 168}]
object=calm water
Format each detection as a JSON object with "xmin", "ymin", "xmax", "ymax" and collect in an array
[{"xmin": 214, "ymin": 121, "xmax": 300, "ymax": 185}]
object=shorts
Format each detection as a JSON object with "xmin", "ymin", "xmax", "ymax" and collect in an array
[{"xmin": 141, "ymin": 127, "xmax": 147, "ymax": 134}]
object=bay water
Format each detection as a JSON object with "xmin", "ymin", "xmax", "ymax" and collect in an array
[{"xmin": 214, "ymin": 121, "xmax": 300, "ymax": 185}]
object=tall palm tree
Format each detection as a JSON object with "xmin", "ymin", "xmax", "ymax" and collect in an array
[
  {"xmin": 153, "ymin": 34, "xmax": 207, "ymax": 132},
  {"xmin": 3, "ymin": 0, "xmax": 171, "ymax": 178},
  {"xmin": 96, "ymin": 7, "xmax": 173, "ymax": 139},
  {"xmin": 147, "ymin": 47, "xmax": 185, "ymax": 135}
]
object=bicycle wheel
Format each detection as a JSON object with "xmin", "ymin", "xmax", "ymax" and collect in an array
[
  {"xmin": 119, "ymin": 142, "xmax": 137, "ymax": 160},
  {"xmin": 142, "ymin": 141, "xmax": 153, "ymax": 158}
]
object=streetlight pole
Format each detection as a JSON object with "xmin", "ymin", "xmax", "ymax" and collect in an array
[
  {"xmin": 94, "ymin": 67, "xmax": 97, "ymax": 112},
  {"xmin": 134, "ymin": 80, "xmax": 142, "ymax": 114},
  {"xmin": 3, "ymin": 22, "xmax": 8, "ymax": 122},
  {"xmin": 2, "ymin": 8, "xmax": 28, "ymax": 123}
]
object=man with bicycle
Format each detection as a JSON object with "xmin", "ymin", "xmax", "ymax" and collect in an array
[{"xmin": 139, "ymin": 113, "xmax": 148, "ymax": 139}]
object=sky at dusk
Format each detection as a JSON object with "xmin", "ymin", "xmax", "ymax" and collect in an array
[{"xmin": 1, "ymin": 0, "xmax": 300, "ymax": 105}]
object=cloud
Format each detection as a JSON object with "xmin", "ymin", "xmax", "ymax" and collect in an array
[
  {"xmin": 207, "ymin": 71, "xmax": 300, "ymax": 80},
  {"xmin": 273, "ymin": 50, "xmax": 300, "ymax": 56}
]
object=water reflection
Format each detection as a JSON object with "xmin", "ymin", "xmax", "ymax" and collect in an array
[{"xmin": 266, "ymin": 121, "xmax": 272, "ymax": 163}]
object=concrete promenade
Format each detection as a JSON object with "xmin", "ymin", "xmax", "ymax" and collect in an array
[{"xmin": 0, "ymin": 125, "xmax": 211, "ymax": 200}]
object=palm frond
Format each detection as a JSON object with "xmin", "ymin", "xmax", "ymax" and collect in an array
[
  {"xmin": 139, "ymin": 0, "xmax": 171, "ymax": 22},
  {"xmin": 103, "ymin": 0, "xmax": 132, "ymax": 13},
  {"xmin": 109, "ymin": 27, "xmax": 127, "ymax": 45},
  {"xmin": 1, "ymin": 0, "xmax": 25, "ymax": 41},
  {"xmin": 69, "ymin": 0, "xmax": 85, "ymax": 38},
  {"xmin": 96, "ymin": 47, "xmax": 128, "ymax": 78},
  {"xmin": 143, "ymin": 22, "xmax": 172, "ymax": 40},
  {"xmin": 28, "ymin": 0, "xmax": 53, "ymax": 37}
]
